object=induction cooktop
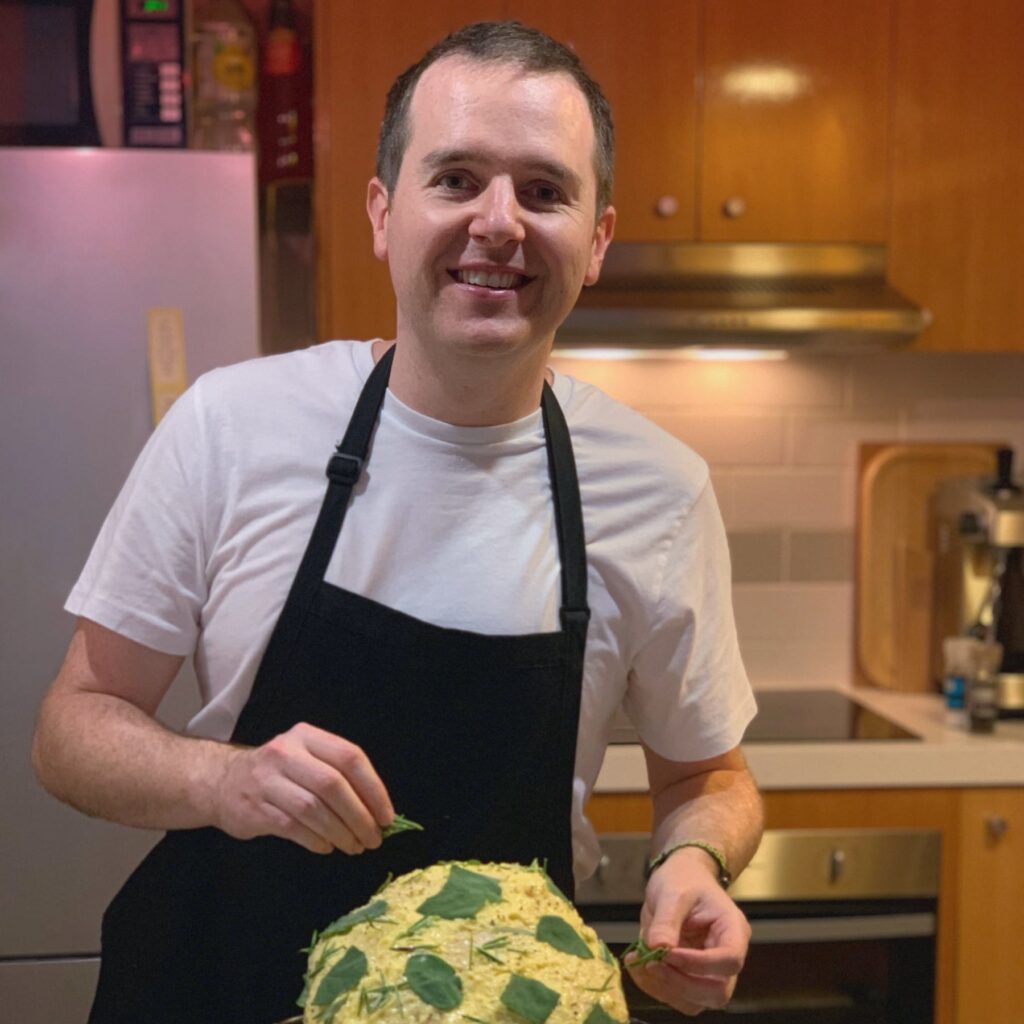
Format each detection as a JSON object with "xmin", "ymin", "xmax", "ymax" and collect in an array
[{"xmin": 608, "ymin": 689, "xmax": 919, "ymax": 744}]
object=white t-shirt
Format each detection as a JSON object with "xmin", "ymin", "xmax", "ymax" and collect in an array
[{"xmin": 67, "ymin": 340, "xmax": 755, "ymax": 879}]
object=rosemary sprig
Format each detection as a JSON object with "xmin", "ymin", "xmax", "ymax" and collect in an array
[
  {"xmin": 381, "ymin": 814, "xmax": 424, "ymax": 838},
  {"xmin": 395, "ymin": 915, "xmax": 437, "ymax": 940},
  {"xmin": 622, "ymin": 938, "xmax": 669, "ymax": 967},
  {"xmin": 583, "ymin": 971, "xmax": 616, "ymax": 993}
]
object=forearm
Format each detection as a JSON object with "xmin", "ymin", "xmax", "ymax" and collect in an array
[
  {"xmin": 649, "ymin": 754, "xmax": 764, "ymax": 880},
  {"xmin": 33, "ymin": 687, "xmax": 232, "ymax": 832}
]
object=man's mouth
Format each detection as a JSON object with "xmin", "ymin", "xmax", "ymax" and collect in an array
[{"xmin": 451, "ymin": 269, "xmax": 531, "ymax": 290}]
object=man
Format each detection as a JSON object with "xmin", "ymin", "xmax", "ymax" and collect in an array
[{"xmin": 33, "ymin": 21, "xmax": 763, "ymax": 1024}]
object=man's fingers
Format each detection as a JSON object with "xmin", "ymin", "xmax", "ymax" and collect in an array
[
  {"xmin": 262, "ymin": 775, "xmax": 365, "ymax": 855},
  {"xmin": 280, "ymin": 743, "xmax": 384, "ymax": 849},
  {"xmin": 301, "ymin": 725, "xmax": 395, "ymax": 829},
  {"xmin": 625, "ymin": 961, "xmax": 706, "ymax": 1017},
  {"xmin": 259, "ymin": 797, "xmax": 334, "ymax": 855},
  {"xmin": 663, "ymin": 944, "xmax": 745, "ymax": 979}
]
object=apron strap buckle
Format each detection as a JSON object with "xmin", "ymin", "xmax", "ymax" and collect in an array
[
  {"xmin": 560, "ymin": 607, "xmax": 591, "ymax": 631},
  {"xmin": 326, "ymin": 451, "xmax": 364, "ymax": 486}
]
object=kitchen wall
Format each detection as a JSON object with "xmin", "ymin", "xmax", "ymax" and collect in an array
[{"xmin": 550, "ymin": 351, "xmax": 1024, "ymax": 689}]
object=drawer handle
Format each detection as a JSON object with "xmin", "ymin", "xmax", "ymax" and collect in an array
[
  {"xmin": 828, "ymin": 848, "xmax": 846, "ymax": 884},
  {"xmin": 986, "ymin": 815, "xmax": 1009, "ymax": 842}
]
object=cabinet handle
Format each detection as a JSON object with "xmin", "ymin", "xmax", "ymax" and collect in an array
[
  {"xmin": 722, "ymin": 195, "xmax": 747, "ymax": 219},
  {"xmin": 985, "ymin": 815, "xmax": 1009, "ymax": 842},
  {"xmin": 654, "ymin": 195, "xmax": 680, "ymax": 218}
]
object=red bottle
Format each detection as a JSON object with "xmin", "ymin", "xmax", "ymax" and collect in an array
[{"xmin": 258, "ymin": 0, "xmax": 313, "ymax": 184}]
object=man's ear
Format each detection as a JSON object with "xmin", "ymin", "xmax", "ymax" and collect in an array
[
  {"xmin": 584, "ymin": 205, "xmax": 616, "ymax": 286},
  {"xmin": 367, "ymin": 177, "xmax": 390, "ymax": 262}
]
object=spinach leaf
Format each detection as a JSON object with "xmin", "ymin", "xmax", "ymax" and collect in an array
[
  {"xmin": 584, "ymin": 1004, "xmax": 625, "ymax": 1024},
  {"xmin": 312, "ymin": 947, "xmax": 368, "ymax": 1007},
  {"xmin": 320, "ymin": 899, "xmax": 388, "ymax": 939},
  {"xmin": 500, "ymin": 975, "xmax": 561, "ymax": 1024},
  {"xmin": 416, "ymin": 865, "xmax": 502, "ymax": 919},
  {"xmin": 404, "ymin": 952, "xmax": 463, "ymax": 1010},
  {"xmin": 598, "ymin": 940, "xmax": 614, "ymax": 965},
  {"xmin": 535, "ymin": 915, "xmax": 594, "ymax": 959}
]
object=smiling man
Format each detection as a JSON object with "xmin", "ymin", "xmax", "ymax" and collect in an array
[{"xmin": 33, "ymin": 21, "xmax": 762, "ymax": 1024}]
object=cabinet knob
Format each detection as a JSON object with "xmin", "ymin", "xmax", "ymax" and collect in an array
[
  {"xmin": 986, "ymin": 815, "xmax": 1009, "ymax": 842},
  {"xmin": 655, "ymin": 195, "xmax": 680, "ymax": 218},
  {"xmin": 722, "ymin": 195, "xmax": 747, "ymax": 219}
]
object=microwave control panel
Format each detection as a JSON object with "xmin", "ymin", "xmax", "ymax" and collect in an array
[{"xmin": 121, "ymin": 0, "xmax": 186, "ymax": 147}]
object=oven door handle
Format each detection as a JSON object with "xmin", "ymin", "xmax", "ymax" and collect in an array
[{"xmin": 590, "ymin": 912, "xmax": 935, "ymax": 947}]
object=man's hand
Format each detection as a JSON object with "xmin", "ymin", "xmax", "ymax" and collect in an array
[
  {"xmin": 214, "ymin": 722, "xmax": 395, "ymax": 855},
  {"xmin": 625, "ymin": 846, "xmax": 750, "ymax": 1016}
]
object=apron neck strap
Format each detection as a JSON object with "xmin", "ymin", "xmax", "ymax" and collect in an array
[{"xmin": 312, "ymin": 343, "xmax": 589, "ymax": 630}]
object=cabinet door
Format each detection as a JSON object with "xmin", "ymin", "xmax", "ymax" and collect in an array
[
  {"xmin": 508, "ymin": 1, "xmax": 699, "ymax": 241},
  {"xmin": 314, "ymin": 2, "xmax": 504, "ymax": 342},
  {"xmin": 956, "ymin": 789, "xmax": 1024, "ymax": 1024},
  {"xmin": 700, "ymin": 0, "xmax": 890, "ymax": 242},
  {"xmin": 890, "ymin": 0, "xmax": 1024, "ymax": 352}
]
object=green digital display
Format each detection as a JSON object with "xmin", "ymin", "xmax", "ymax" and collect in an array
[{"xmin": 142, "ymin": 0, "xmax": 170, "ymax": 11}]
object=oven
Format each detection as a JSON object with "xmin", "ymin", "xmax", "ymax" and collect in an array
[{"xmin": 577, "ymin": 829, "xmax": 940, "ymax": 1024}]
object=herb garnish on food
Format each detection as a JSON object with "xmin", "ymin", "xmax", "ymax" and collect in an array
[
  {"xmin": 500, "ymin": 975, "xmax": 561, "ymax": 1024},
  {"xmin": 404, "ymin": 952, "xmax": 464, "ymax": 1010},
  {"xmin": 535, "ymin": 915, "xmax": 594, "ymax": 959},
  {"xmin": 416, "ymin": 865, "xmax": 503, "ymax": 919}
]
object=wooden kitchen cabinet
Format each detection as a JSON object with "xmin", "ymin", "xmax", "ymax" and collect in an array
[
  {"xmin": 954, "ymin": 788, "xmax": 1024, "ymax": 1024},
  {"xmin": 505, "ymin": 1, "xmax": 699, "ymax": 242},
  {"xmin": 700, "ymin": 0, "xmax": 891, "ymax": 242},
  {"xmin": 889, "ymin": 0, "xmax": 1024, "ymax": 352}
]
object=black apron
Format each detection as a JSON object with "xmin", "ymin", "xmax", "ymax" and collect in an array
[{"xmin": 89, "ymin": 345, "xmax": 591, "ymax": 1024}]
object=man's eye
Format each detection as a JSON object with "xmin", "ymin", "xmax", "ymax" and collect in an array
[
  {"xmin": 437, "ymin": 173, "xmax": 470, "ymax": 190},
  {"xmin": 526, "ymin": 182, "xmax": 563, "ymax": 204}
]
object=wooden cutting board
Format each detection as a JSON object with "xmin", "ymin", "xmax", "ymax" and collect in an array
[{"xmin": 855, "ymin": 442, "xmax": 1002, "ymax": 691}]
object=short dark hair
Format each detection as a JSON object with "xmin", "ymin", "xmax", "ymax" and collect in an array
[{"xmin": 376, "ymin": 21, "xmax": 615, "ymax": 214}]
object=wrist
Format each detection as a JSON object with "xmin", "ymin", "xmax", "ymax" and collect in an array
[
  {"xmin": 189, "ymin": 739, "xmax": 238, "ymax": 829},
  {"xmin": 646, "ymin": 840, "xmax": 732, "ymax": 889}
]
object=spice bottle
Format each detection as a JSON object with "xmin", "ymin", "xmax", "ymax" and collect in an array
[
  {"xmin": 967, "ymin": 641, "xmax": 1003, "ymax": 734},
  {"xmin": 192, "ymin": 0, "xmax": 258, "ymax": 151}
]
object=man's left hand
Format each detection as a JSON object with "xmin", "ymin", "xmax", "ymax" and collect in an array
[{"xmin": 624, "ymin": 846, "xmax": 751, "ymax": 1016}]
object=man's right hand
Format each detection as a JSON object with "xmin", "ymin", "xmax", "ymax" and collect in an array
[
  {"xmin": 214, "ymin": 722, "xmax": 395, "ymax": 855},
  {"xmin": 33, "ymin": 620, "xmax": 396, "ymax": 853}
]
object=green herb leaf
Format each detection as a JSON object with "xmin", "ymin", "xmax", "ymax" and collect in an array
[
  {"xmin": 621, "ymin": 938, "xmax": 668, "ymax": 968},
  {"xmin": 404, "ymin": 953, "xmax": 463, "ymax": 1011},
  {"xmin": 416, "ymin": 865, "xmax": 502, "ymax": 919},
  {"xmin": 381, "ymin": 814, "xmax": 424, "ymax": 838},
  {"xmin": 535, "ymin": 915, "xmax": 594, "ymax": 959},
  {"xmin": 313, "ymin": 947, "xmax": 368, "ymax": 1007},
  {"xmin": 598, "ymin": 940, "xmax": 614, "ymax": 965},
  {"xmin": 584, "ymin": 1004, "xmax": 625, "ymax": 1024},
  {"xmin": 500, "ymin": 975, "xmax": 561, "ymax": 1024},
  {"xmin": 321, "ymin": 899, "xmax": 389, "ymax": 939}
]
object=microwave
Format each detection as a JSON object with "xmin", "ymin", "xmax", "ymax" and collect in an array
[{"xmin": 0, "ymin": 0, "xmax": 187, "ymax": 147}]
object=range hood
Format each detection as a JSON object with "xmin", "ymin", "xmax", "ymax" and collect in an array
[{"xmin": 556, "ymin": 242, "xmax": 931, "ymax": 354}]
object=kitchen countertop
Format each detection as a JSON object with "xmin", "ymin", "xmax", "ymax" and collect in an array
[{"xmin": 594, "ymin": 681, "xmax": 1024, "ymax": 792}]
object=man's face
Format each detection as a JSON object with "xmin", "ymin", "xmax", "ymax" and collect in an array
[{"xmin": 367, "ymin": 57, "xmax": 615, "ymax": 363}]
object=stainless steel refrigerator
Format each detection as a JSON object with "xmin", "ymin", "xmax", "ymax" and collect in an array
[{"xmin": 0, "ymin": 148, "xmax": 261, "ymax": 1021}]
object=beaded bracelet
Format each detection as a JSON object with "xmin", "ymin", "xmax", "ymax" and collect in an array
[{"xmin": 645, "ymin": 840, "xmax": 732, "ymax": 888}]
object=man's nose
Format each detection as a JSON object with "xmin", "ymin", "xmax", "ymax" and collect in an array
[{"xmin": 469, "ymin": 179, "xmax": 526, "ymax": 245}]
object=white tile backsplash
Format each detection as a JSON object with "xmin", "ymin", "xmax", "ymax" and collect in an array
[{"xmin": 558, "ymin": 350, "xmax": 1024, "ymax": 687}]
